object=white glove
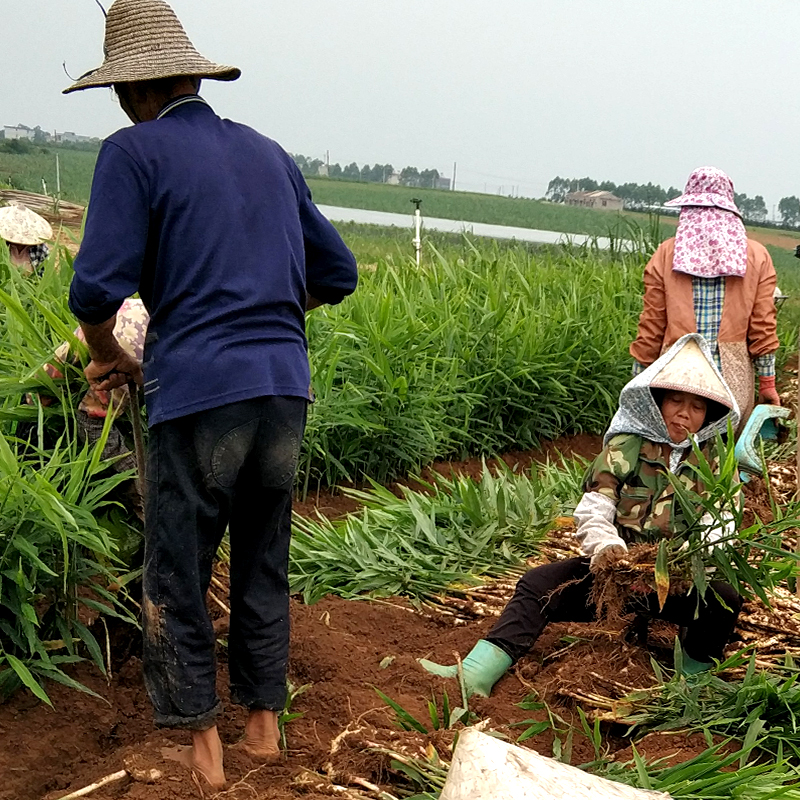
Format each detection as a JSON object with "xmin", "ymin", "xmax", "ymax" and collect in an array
[{"xmin": 574, "ymin": 492, "xmax": 628, "ymax": 560}]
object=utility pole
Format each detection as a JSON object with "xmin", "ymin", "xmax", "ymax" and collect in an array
[{"xmin": 452, "ymin": 161, "xmax": 457, "ymax": 191}]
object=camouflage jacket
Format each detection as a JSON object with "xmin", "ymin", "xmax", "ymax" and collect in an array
[{"xmin": 584, "ymin": 433, "xmax": 717, "ymax": 544}]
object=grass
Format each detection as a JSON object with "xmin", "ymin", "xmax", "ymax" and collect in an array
[
  {"xmin": 588, "ymin": 740, "xmax": 800, "ymax": 800},
  {"xmin": 290, "ymin": 459, "xmax": 583, "ymax": 604},
  {"xmin": 0, "ymin": 246, "xmax": 138, "ymax": 703},
  {"xmin": 302, "ymin": 238, "xmax": 646, "ymax": 489},
  {"xmin": 0, "ymin": 146, "xmax": 98, "ymax": 204},
  {"xmin": 622, "ymin": 652, "xmax": 800, "ymax": 761}
]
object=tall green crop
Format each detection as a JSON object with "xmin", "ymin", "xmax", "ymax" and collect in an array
[
  {"xmin": 0, "ymin": 245, "xmax": 138, "ymax": 703},
  {"xmin": 302, "ymin": 241, "xmax": 645, "ymax": 490}
]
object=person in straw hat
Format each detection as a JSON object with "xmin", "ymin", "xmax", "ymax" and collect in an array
[
  {"xmin": 422, "ymin": 333, "xmax": 743, "ymax": 697},
  {"xmin": 631, "ymin": 166, "xmax": 780, "ymax": 428},
  {"xmin": 0, "ymin": 204, "xmax": 52, "ymax": 274},
  {"xmin": 65, "ymin": 0, "xmax": 358, "ymax": 790}
]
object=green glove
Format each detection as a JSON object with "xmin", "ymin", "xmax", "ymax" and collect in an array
[{"xmin": 419, "ymin": 639, "xmax": 513, "ymax": 697}]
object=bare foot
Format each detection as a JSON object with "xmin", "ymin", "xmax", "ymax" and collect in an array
[
  {"xmin": 231, "ymin": 709, "xmax": 281, "ymax": 762},
  {"xmin": 162, "ymin": 726, "xmax": 226, "ymax": 795}
]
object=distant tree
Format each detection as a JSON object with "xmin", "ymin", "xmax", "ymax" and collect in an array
[
  {"xmin": 370, "ymin": 163, "xmax": 393, "ymax": 183},
  {"xmin": 329, "ymin": 163, "xmax": 342, "ymax": 179},
  {"xmin": 291, "ymin": 153, "xmax": 309, "ymax": 172},
  {"xmin": 419, "ymin": 168, "xmax": 440, "ymax": 189},
  {"xmin": 308, "ymin": 159, "xmax": 324, "ymax": 176},
  {"xmin": 33, "ymin": 126, "xmax": 48, "ymax": 144},
  {"xmin": 0, "ymin": 138, "xmax": 34, "ymax": 154},
  {"xmin": 360, "ymin": 164, "xmax": 372, "ymax": 182},
  {"xmin": 545, "ymin": 176, "xmax": 571, "ymax": 203},
  {"xmin": 750, "ymin": 195, "xmax": 768, "ymax": 223},
  {"xmin": 736, "ymin": 193, "xmax": 768, "ymax": 223},
  {"xmin": 367, "ymin": 164, "xmax": 385, "ymax": 183},
  {"xmin": 779, "ymin": 196, "xmax": 800, "ymax": 227},
  {"xmin": 574, "ymin": 177, "xmax": 598, "ymax": 192},
  {"xmin": 547, "ymin": 175, "xmax": 691, "ymax": 210},
  {"xmin": 342, "ymin": 162, "xmax": 361, "ymax": 181},
  {"xmin": 400, "ymin": 166, "xmax": 420, "ymax": 187}
]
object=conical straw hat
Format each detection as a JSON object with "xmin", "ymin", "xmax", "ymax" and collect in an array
[
  {"xmin": 650, "ymin": 338, "xmax": 732, "ymax": 409},
  {"xmin": 63, "ymin": 0, "xmax": 240, "ymax": 94},
  {"xmin": 0, "ymin": 205, "xmax": 54, "ymax": 246}
]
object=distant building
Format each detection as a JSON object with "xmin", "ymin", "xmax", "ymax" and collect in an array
[
  {"xmin": 565, "ymin": 190, "xmax": 623, "ymax": 211},
  {"xmin": 3, "ymin": 124, "xmax": 35, "ymax": 141},
  {"xmin": 435, "ymin": 176, "xmax": 452, "ymax": 191},
  {"xmin": 386, "ymin": 171, "xmax": 401, "ymax": 186},
  {"xmin": 57, "ymin": 131, "xmax": 96, "ymax": 144},
  {"xmin": 317, "ymin": 163, "xmax": 329, "ymax": 177}
]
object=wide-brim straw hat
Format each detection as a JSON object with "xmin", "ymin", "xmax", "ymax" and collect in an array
[
  {"xmin": 650, "ymin": 338, "xmax": 733, "ymax": 409},
  {"xmin": 0, "ymin": 205, "xmax": 54, "ymax": 246},
  {"xmin": 63, "ymin": 0, "xmax": 240, "ymax": 94}
]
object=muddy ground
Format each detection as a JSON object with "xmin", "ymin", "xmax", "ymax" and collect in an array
[
  {"xmin": 4, "ymin": 595, "xmax": 706, "ymax": 800},
  {"xmin": 0, "ymin": 433, "xmax": 782, "ymax": 800}
]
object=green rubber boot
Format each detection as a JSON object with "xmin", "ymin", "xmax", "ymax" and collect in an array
[
  {"xmin": 418, "ymin": 640, "xmax": 513, "ymax": 697},
  {"xmin": 680, "ymin": 654, "xmax": 713, "ymax": 676}
]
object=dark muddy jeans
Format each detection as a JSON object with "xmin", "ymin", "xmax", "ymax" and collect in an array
[
  {"xmin": 142, "ymin": 395, "xmax": 307, "ymax": 730},
  {"xmin": 486, "ymin": 557, "xmax": 742, "ymax": 664}
]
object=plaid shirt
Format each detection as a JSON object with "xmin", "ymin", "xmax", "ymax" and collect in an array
[
  {"xmin": 633, "ymin": 276, "xmax": 775, "ymax": 378},
  {"xmin": 29, "ymin": 243, "xmax": 49, "ymax": 271}
]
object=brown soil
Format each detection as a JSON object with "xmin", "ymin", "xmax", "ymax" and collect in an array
[
  {"xmin": 745, "ymin": 229, "xmax": 800, "ymax": 250},
  {"xmin": 0, "ymin": 435, "xmax": 709, "ymax": 800},
  {"xmin": 3, "ymin": 594, "xmax": 681, "ymax": 800},
  {"xmin": 293, "ymin": 433, "xmax": 603, "ymax": 521}
]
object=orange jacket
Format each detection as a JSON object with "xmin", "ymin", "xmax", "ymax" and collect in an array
[{"xmin": 630, "ymin": 237, "xmax": 779, "ymax": 368}]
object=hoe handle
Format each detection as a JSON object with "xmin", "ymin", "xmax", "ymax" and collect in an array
[{"xmin": 128, "ymin": 380, "xmax": 146, "ymax": 504}]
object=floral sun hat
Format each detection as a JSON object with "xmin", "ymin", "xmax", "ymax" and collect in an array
[
  {"xmin": 665, "ymin": 167, "xmax": 748, "ymax": 278},
  {"xmin": 665, "ymin": 166, "xmax": 741, "ymax": 216}
]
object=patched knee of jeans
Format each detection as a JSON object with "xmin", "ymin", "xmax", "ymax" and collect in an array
[
  {"xmin": 211, "ymin": 419, "xmax": 258, "ymax": 488},
  {"xmin": 260, "ymin": 423, "xmax": 300, "ymax": 488},
  {"xmin": 142, "ymin": 593, "xmax": 166, "ymax": 642}
]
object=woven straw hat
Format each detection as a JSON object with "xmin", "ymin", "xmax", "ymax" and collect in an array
[
  {"xmin": 0, "ymin": 205, "xmax": 53, "ymax": 246},
  {"xmin": 63, "ymin": 0, "xmax": 240, "ymax": 94},
  {"xmin": 650, "ymin": 338, "xmax": 732, "ymax": 409}
]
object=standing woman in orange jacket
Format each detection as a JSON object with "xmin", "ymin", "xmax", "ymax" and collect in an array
[{"xmin": 630, "ymin": 166, "xmax": 780, "ymax": 426}]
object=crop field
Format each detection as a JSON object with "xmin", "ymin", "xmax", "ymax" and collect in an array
[
  {"xmin": 3, "ymin": 220, "xmax": 800, "ymax": 800},
  {"xmin": 6, "ymin": 145, "xmax": 800, "ymax": 255},
  {"xmin": 0, "ymin": 146, "xmax": 98, "ymax": 204}
]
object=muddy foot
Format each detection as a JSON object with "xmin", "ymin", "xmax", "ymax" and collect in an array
[
  {"xmin": 163, "ymin": 732, "xmax": 226, "ymax": 796},
  {"xmin": 231, "ymin": 709, "xmax": 282, "ymax": 763}
]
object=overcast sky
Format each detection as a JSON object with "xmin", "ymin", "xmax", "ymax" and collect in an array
[{"xmin": 5, "ymin": 1, "xmax": 800, "ymax": 213}]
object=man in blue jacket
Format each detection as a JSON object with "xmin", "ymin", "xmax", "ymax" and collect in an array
[{"xmin": 64, "ymin": 0, "xmax": 358, "ymax": 789}]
